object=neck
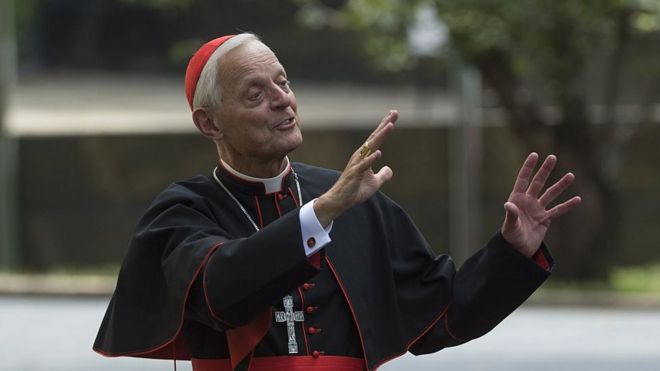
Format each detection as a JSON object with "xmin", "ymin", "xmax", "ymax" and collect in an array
[
  {"xmin": 218, "ymin": 153, "xmax": 287, "ymax": 178},
  {"xmin": 220, "ymin": 157, "xmax": 291, "ymax": 194}
]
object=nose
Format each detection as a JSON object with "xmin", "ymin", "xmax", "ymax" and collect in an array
[{"xmin": 270, "ymin": 84, "xmax": 291, "ymax": 110}]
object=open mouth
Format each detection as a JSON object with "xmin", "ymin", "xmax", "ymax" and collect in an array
[{"xmin": 275, "ymin": 117, "xmax": 295, "ymax": 129}]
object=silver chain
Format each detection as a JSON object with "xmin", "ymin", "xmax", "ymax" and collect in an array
[{"xmin": 212, "ymin": 166, "xmax": 303, "ymax": 232}]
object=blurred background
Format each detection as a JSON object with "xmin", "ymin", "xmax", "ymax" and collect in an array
[{"xmin": 0, "ymin": 0, "xmax": 659, "ymax": 370}]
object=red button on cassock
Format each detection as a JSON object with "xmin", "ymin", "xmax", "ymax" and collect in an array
[
  {"xmin": 305, "ymin": 306, "xmax": 318, "ymax": 314},
  {"xmin": 302, "ymin": 283, "xmax": 315, "ymax": 290},
  {"xmin": 307, "ymin": 327, "xmax": 321, "ymax": 334},
  {"xmin": 312, "ymin": 350, "xmax": 321, "ymax": 358}
]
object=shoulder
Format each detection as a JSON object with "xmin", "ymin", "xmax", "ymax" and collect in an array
[
  {"xmin": 145, "ymin": 175, "xmax": 217, "ymax": 214},
  {"xmin": 130, "ymin": 174, "xmax": 222, "ymax": 233},
  {"xmin": 158, "ymin": 175, "xmax": 214, "ymax": 200}
]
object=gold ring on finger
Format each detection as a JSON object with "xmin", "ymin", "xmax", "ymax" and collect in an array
[{"xmin": 359, "ymin": 141, "xmax": 372, "ymax": 159}]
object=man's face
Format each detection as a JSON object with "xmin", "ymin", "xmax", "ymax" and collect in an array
[{"xmin": 212, "ymin": 41, "xmax": 302, "ymax": 168}]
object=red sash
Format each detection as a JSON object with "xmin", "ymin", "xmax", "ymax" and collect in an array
[{"xmin": 192, "ymin": 355, "xmax": 366, "ymax": 371}]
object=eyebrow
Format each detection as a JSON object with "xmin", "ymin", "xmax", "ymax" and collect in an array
[{"xmin": 238, "ymin": 66, "xmax": 287, "ymax": 90}]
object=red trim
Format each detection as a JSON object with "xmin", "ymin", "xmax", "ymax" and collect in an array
[
  {"xmin": 274, "ymin": 194, "xmax": 283, "ymax": 217},
  {"xmin": 324, "ymin": 256, "xmax": 370, "ymax": 371},
  {"xmin": 288, "ymin": 187, "xmax": 299, "ymax": 208},
  {"xmin": 323, "ymin": 255, "xmax": 455, "ymax": 371},
  {"xmin": 225, "ymin": 310, "xmax": 272, "ymax": 370},
  {"xmin": 443, "ymin": 311, "xmax": 465, "ymax": 342},
  {"xmin": 199, "ymin": 241, "xmax": 270, "ymax": 369},
  {"xmin": 93, "ymin": 242, "xmax": 225, "ymax": 360},
  {"xmin": 254, "ymin": 196, "xmax": 264, "ymax": 229},
  {"xmin": 192, "ymin": 355, "xmax": 365, "ymax": 371},
  {"xmin": 202, "ymin": 245, "xmax": 237, "ymax": 328},
  {"xmin": 533, "ymin": 249, "xmax": 550, "ymax": 271},
  {"xmin": 297, "ymin": 287, "xmax": 311, "ymax": 355},
  {"xmin": 410, "ymin": 304, "xmax": 453, "ymax": 345},
  {"xmin": 308, "ymin": 252, "xmax": 321, "ymax": 270},
  {"xmin": 372, "ymin": 303, "xmax": 452, "ymax": 370}
]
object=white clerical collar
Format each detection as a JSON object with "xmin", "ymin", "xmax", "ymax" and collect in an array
[{"xmin": 220, "ymin": 157, "xmax": 291, "ymax": 194}]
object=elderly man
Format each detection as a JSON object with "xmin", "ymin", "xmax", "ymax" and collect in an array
[{"xmin": 94, "ymin": 33, "xmax": 581, "ymax": 371}]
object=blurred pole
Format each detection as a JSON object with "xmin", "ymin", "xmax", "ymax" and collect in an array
[
  {"xmin": 449, "ymin": 65, "xmax": 482, "ymax": 265},
  {"xmin": 1, "ymin": 0, "xmax": 19, "ymax": 271}
]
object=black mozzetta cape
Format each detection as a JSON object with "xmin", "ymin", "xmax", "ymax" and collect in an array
[{"xmin": 94, "ymin": 162, "xmax": 553, "ymax": 370}]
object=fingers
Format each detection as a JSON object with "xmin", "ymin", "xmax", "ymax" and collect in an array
[
  {"xmin": 365, "ymin": 110, "xmax": 398, "ymax": 150},
  {"xmin": 546, "ymin": 196, "xmax": 582, "ymax": 220},
  {"xmin": 527, "ymin": 154, "xmax": 557, "ymax": 197},
  {"xmin": 368, "ymin": 110, "xmax": 398, "ymax": 143},
  {"xmin": 511, "ymin": 152, "xmax": 539, "ymax": 193},
  {"xmin": 352, "ymin": 110, "xmax": 397, "ymax": 163},
  {"xmin": 368, "ymin": 122, "xmax": 394, "ymax": 153},
  {"xmin": 355, "ymin": 149, "xmax": 382, "ymax": 172},
  {"xmin": 348, "ymin": 148, "xmax": 393, "ymax": 189},
  {"xmin": 539, "ymin": 172, "xmax": 575, "ymax": 207}
]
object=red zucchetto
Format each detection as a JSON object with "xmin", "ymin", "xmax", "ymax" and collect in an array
[{"xmin": 184, "ymin": 35, "xmax": 236, "ymax": 110}]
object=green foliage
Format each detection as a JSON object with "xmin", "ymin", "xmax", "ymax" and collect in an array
[
  {"xmin": 610, "ymin": 264, "xmax": 660, "ymax": 293},
  {"xmin": 633, "ymin": 0, "xmax": 660, "ymax": 31},
  {"xmin": 545, "ymin": 264, "xmax": 660, "ymax": 294},
  {"xmin": 14, "ymin": 0, "xmax": 38, "ymax": 36},
  {"xmin": 169, "ymin": 38, "xmax": 206, "ymax": 64},
  {"xmin": 306, "ymin": 0, "xmax": 660, "ymax": 98},
  {"xmin": 119, "ymin": 0, "xmax": 193, "ymax": 8},
  {"xmin": 297, "ymin": 0, "xmax": 421, "ymax": 71}
]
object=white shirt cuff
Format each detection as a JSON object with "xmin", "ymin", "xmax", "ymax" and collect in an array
[{"xmin": 299, "ymin": 199, "xmax": 333, "ymax": 257}]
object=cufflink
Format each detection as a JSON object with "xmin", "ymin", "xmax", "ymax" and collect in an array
[{"xmin": 307, "ymin": 237, "xmax": 316, "ymax": 248}]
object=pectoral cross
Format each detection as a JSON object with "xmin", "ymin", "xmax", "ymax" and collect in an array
[{"xmin": 274, "ymin": 295, "xmax": 305, "ymax": 354}]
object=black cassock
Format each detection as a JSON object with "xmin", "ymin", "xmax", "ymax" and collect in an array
[{"xmin": 94, "ymin": 162, "xmax": 553, "ymax": 370}]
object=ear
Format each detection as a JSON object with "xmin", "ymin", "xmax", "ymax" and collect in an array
[{"xmin": 192, "ymin": 108, "xmax": 223, "ymax": 140}]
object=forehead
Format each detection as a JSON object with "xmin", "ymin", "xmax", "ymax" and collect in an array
[{"xmin": 218, "ymin": 41, "xmax": 284, "ymax": 88}]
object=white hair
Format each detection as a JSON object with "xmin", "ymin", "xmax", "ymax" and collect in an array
[{"xmin": 192, "ymin": 33, "xmax": 261, "ymax": 110}]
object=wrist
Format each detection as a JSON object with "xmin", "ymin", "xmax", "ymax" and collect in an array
[
  {"xmin": 314, "ymin": 193, "xmax": 343, "ymax": 227},
  {"xmin": 500, "ymin": 229, "xmax": 532, "ymax": 257}
]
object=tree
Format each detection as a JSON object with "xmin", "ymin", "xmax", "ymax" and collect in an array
[
  {"xmin": 1, "ymin": 0, "xmax": 18, "ymax": 270},
  {"xmin": 296, "ymin": 0, "xmax": 660, "ymax": 279}
]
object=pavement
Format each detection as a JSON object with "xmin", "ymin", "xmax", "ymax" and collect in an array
[
  {"xmin": 1, "ymin": 295, "xmax": 659, "ymax": 371},
  {"xmin": 2, "ymin": 272, "xmax": 660, "ymax": 371}
]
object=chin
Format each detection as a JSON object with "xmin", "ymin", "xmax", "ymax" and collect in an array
[
  {"xmin": 289, "ymin": 126, "xmax": 303, "ymax": 144},
  {"xmin": 281, "ymin": 133, "xmax": 303, "ymax": 155},
  {"xmin": 271, "ymin": 125, "xmax": 302, "ymax": 154},
  {"xmin": 287, "ymin": 137, "xmax": 303, "ymax": 153}
]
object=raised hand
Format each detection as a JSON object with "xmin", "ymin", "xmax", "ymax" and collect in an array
[
  {"xmin": 314, "ymin": 110, "xmax": 398, "ymax": 227},
  {"xmin": 501, "ymin": 153, "xmax": 582, "ymax": 257}
]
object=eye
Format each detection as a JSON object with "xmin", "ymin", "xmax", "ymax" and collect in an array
[
  {"xmin": 248, "ymin": 89, "xmax": 264, "ymax": 101},
  {"xmin": 278, "ymin": 79, "xmax": 290, "ymax": 92}
]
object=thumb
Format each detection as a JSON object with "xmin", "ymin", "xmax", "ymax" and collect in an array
[
  {"xmin": 374, "ymin": 166, "xmax": 394, "ymax": 185},
  {"xmin": 502, "ymin": 202, "xmax": 520, "ymax": 231}
]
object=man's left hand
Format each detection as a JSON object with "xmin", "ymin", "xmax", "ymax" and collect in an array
[{"xmin": 501, "ymin": 153, "xmax": 582, "ymax": 257}]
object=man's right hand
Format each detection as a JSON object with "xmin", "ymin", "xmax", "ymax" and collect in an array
[{"xmin": 313, "ymin": 110, "xmax": 398, "ymax": 227}]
